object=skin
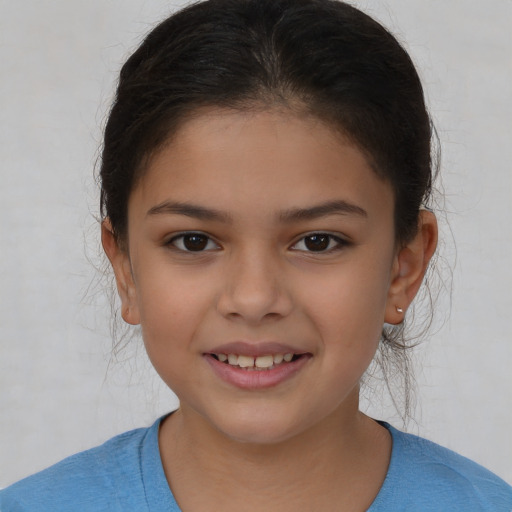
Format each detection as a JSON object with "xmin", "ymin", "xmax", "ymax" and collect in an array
[{"xmin": 103, "ymin": 109, "xmax": 437, "ymax": 511}]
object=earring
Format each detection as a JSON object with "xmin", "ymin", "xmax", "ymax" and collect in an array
[{"xmin": 396, "ymin": 306, "xmax": 404, "ymax": 314}]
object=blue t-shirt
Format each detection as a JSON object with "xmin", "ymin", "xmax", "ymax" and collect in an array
[{"xmin": 1, "ymin": 416, "xmax": 511, "ymax": 511}]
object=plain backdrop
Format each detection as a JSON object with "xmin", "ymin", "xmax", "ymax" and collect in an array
[{"xmin": 0, "ymin": 0, "xmax": 511, "ymax": 487}]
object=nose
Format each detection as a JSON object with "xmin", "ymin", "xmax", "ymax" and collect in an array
[{"xmin": 216, "ymin": 247, "xmax": 293, "ymax": 324}]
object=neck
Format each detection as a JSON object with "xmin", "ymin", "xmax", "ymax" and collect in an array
[{"xmin": 158, "ymin": 393, "xmax": 391, "ymax": 512}]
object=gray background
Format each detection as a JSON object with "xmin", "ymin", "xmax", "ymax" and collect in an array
[{"xmin": 1, "ymin": 0, "xmax": 511, "ymax": 486}]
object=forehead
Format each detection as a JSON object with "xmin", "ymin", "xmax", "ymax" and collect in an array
[{"xmin": 130, "ymin": 109, "xmax": 394, "ymax": 222}]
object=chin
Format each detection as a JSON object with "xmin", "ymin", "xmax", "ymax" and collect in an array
[
  {"xmin": 220, "ymin": 422, "xmax": 298, "ymax": 445},
  {"xmin": 206, "ymin": 404, "xmax": 316, "ymax": 446}
]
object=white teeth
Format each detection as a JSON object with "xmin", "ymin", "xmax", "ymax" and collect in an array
[
  {"xmin": 255, "ymin": 355, "xmax": 274, "ymax": 368},
  {"xmin": 215, "ymin": 352, "xmax": 299, "ymax": 369},
  {"xmin": 273, "ymin": 353, "xmax": 284, "ymax": 364},
  {"xmin": 237, "ymin": 355, "xmax": 255, "ymax": 368}
]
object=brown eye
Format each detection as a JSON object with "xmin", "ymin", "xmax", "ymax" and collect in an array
[
  {"xmin": 183, "ymin": 234, "xmax": 208, "ymax": 251},
  {"xmin": 291, "ymin": 233, "xmax": 346, "ymax": 253},
  {"xmin": 169, "ymin": 233, "xmax": 219, "ymax": 252},
  {"xmin": 304, "ymin": 234, "xmax": 330, "ymax": 251}
]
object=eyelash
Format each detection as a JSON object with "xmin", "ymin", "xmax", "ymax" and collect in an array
[
  {"xmin": 167, "ymin": 232, "xmax": 220, "ymax": 252},
  {"xmin": 167, "ymin": 232, "xmax": 348, "ymax": 254},
  {"xmin": 290, "ymin": 233, "xmax": 348, "ymax": 253}
]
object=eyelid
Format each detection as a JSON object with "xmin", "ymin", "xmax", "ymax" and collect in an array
[
  {"xmin": 165, "ymin": 230, "xmax": 349, "ymax": 253},
  {"xmin": 167, "ymin": 231, "xmax": 221, "ymax": 252},
  {"xmin": 290, "ymin": 232, "xmax": 349, "ymax": 253}
]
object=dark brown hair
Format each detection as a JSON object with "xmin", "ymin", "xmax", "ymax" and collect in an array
[{"xmin": 100, "ymin": 0, "xmax": 439, "ymax": 416}]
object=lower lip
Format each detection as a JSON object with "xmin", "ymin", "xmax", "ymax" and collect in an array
[{"xmin": 204, "ymin": 354, "xmax": 311, "ymax": 390}]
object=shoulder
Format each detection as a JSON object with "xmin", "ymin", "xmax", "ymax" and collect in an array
[
  {"xmin": 0, "ymin": 424, "xmax": 156, "ymax": 512},
  {"xmin": 370, "ymin": 423, "xmax": 512, "ymax": 511}
]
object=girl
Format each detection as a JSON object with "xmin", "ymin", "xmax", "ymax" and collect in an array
[{"xmin": 1, "ymin": 0, "xmax": 511, "ymax": 510}]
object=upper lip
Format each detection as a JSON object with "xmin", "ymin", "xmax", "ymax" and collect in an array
[{"xmin": 206, "ymin": 341, "xmax": 308, "ymax": 357}]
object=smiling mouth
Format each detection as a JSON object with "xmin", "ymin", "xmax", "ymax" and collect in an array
[{"xmin": 209, "ymin": 353, "xmax": 305, "ymax": 370}]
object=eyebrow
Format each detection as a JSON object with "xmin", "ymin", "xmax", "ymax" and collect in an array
[
  {"xmin": 147, "ymin": 201, "xmax": 232, "ymax": 222},
  {"xmin": 279, "ymin": 200, "xmax": 367, "ymax": 222},
  {"xmin": 146, "ymin": 199, "xmax": 367, "ymax": 223}
]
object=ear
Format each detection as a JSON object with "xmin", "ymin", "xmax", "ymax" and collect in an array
[
  {"xmin": 385, "ymin": 210, "xmax": 438, "ymax": 324},
  {"xmin": 101, "ymin": 219, "xmax": 141, "ymax": 325}
]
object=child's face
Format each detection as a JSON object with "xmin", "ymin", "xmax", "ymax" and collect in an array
[{"xmin": 115, "ymin": 109, "xmax": 401, "ymax": 443}]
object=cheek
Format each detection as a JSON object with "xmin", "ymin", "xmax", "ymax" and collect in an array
[
  {"xmin": 134, "ymin": 265, "xmax": 217, "ymax": 354},
  {"xmin": 297, "ymin": 257, "xmax": 393, "ymax": 388},
  {"xmin": 134, "ymin": 271, "xmax": 217, "ymax": 394},
  {"xmin": 301, "ymin": 261, "xmax": 391, "ymax": 337}
]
